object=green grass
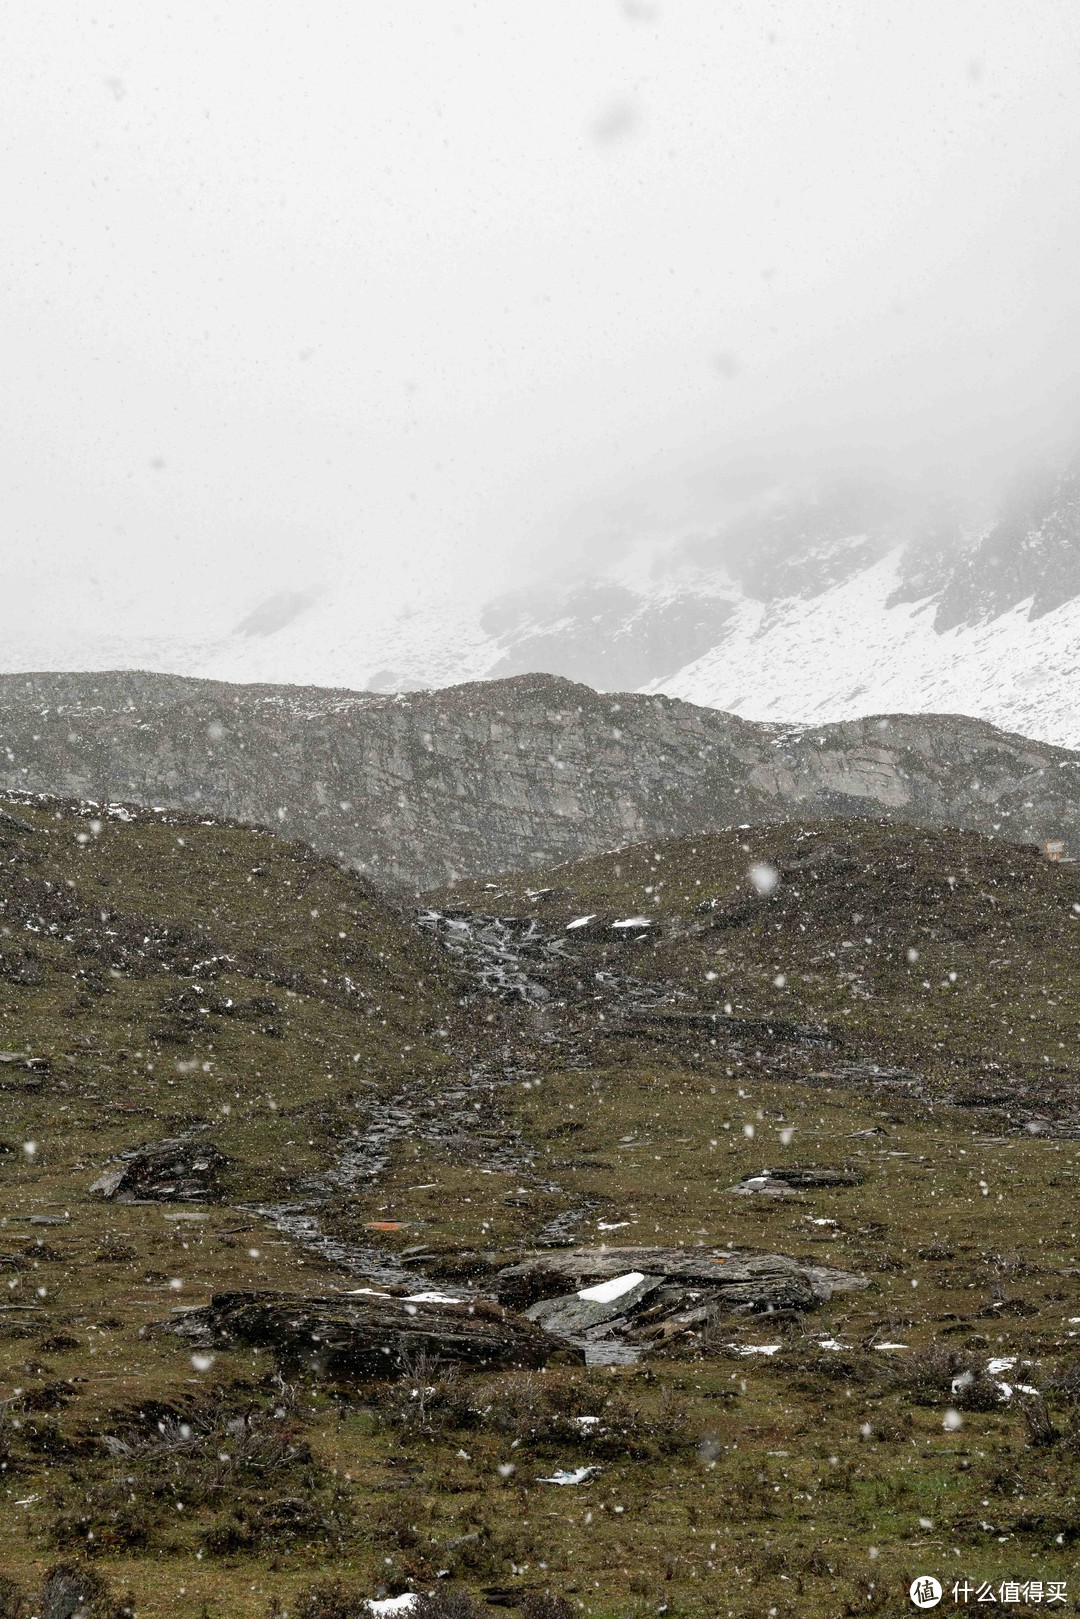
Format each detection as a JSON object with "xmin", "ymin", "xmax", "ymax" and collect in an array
[{"xmin": 1, "ymin": 801, "xmax": 1078, "ymax": 1616}]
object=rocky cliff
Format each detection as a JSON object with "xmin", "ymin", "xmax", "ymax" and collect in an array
[{"xmin": 1, "ymin": 669, "xmax": 1077, "ymax": 888}]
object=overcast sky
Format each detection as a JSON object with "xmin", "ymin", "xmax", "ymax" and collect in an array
[{"xmin": 4, "ymin": 1, "xmax": 1080, "ymax": 654}]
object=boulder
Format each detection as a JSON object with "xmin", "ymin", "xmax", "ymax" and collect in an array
[
  {"xmin": 166, "ymin": 1288, "xmax": 579, "ymax": 1376},
  {"xmin": 90, "ymin": 1135, "xmax": 229, "ymax": 1202},
  {"xmin": 526, "ymin": 1271, "xmax": 664, "ymax": 1337}
]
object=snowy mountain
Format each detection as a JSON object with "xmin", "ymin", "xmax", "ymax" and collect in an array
[
  {"xmin": 7, "ymin": 456, "xmax": 1080, "ymax": 750},
  {"xmin": 465, "ymin": 463, "xmax": 1080, "ymax": 750}
]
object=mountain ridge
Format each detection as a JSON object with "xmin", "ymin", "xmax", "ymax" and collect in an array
[{"xmin": 1, "ymin": 668, "xmax": 1078, "ymax": 889}]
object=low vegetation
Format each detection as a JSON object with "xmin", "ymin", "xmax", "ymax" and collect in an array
[{"xmin": 1, "ymin": 797, "xmax": 1078, "ymax": 1614}]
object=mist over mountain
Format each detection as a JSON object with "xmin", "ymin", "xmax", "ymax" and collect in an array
[
  {"xmin": 7, "ymin": 448, "xmax": 1076, "ymax": 750},
  {"xmin": 9, "ymin": 8, "xmax": 1080, "ymax": 1613},
  {"xmin": 344, "ymin": 448, "xmax": 1080, "ymax": 748},
  {"xmin": 6, "ymin": 3, "xmax": 1080, "ymax": 743}
]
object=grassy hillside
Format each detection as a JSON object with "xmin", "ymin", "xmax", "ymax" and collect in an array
[
  {"xmin": 0, "ymin": 794, "xmax": 455, "ymax": 1192},
  {"xmin": 1, "ymin": 801, "xmax": 1079, "ymax": 1617},
  {"xmin": 0, "ymin": 794, "xmax": 461, "ymax": 1614},
  {"xmin": 445, "ymin": 818, "xmax": 1080, "ymax": 1115}
]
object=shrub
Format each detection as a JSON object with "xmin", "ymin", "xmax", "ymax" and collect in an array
[
  {"xmin": 520, "ymin": 1595, "xmax": 576, "ymax": 1619},
  {"xmin": 468, "ymin": 1370, "xmax": 606, "ymax": 1442},
  {"xmin": 1017, "ymin": 1392, "xmax": 1059, "ymax": 1447},
  {"xmin": 47, "ymin": 1394, "xmax": 331, "ymax": 1557},
  {"xmin": 290, "ymin": 1582, "xmax": 365, "ymax": 1619},
  {"xmin": 0, "ymin": 1574, "xmax": 27, "ymax": 1619},
  {"xmin": 1046, "ymin": 1359, "xmax": 1080, "ymax": 1407},
  {"xmin": 382, "ymin": 1352, "xmax": 469, "ymax": 1435},
  {"xmin": 412, "ymin": 1591, "xmax": 484, "ymax": 1619},
  {"xmin": 201, "ymin": 1495, "xmax": 344, "ymax": 1556},
  {"xmin": 862, "ymin": 1409, "xmax": 913, "ymax": 1443},
  {"xmin": 45, "ymin": 1479, "xmax": 154, "ymax": 1554},
  {"xmin": 39, "ymin": 1562, "xmax": 129, "ymax": 1619},
  {"xmin": 458, "ymin": 1369, "xmax": 691, "ymax": 1463},
  {"xmin": 886, "ymin": 1342, "xmax": 1001, "ymax": 1411}
]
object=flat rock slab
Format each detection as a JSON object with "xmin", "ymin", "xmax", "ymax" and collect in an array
[
  {"xmin": 729, "ymin": 1175, "xmax": 803, "ymax": 1199},
  {"xmin": 526, "ymin": 1272, "xmax": 664, "ymax": 1337},
  {"xmin": 497, "ymin": 1246, "xmax": 867, "ymax": 1315},
  {"xmin": 166, "ymin": 1289, "xmax": 580, "ymax": 1376},
  {"xmin": 90, "ymin": 1136, "xmax": 229, "ymax": 1202}
]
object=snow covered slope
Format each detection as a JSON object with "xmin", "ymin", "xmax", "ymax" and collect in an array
[
  {"xmin": 6, "ymin": 456, "xmax": 1080, "ymax": 749},
  {"xmin": 653, "ymin": 550, "xmax": 1080, "ymax": 750},
  {"xmin": 457, "ymin": 459, "xmax": 1080, "ymax": 750}
]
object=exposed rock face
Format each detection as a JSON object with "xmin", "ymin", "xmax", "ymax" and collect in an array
[{"xmin": 1, "ymin": 669, "xmax": 1078, "ymax": 889}]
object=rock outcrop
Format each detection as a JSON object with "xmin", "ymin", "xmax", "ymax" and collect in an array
[
  {"xmin": 168, "ymin": 1289, "xmax": 576, "ymax": 1375},
  {"xmin": 496, "ymin": 1247, "xmax": 868, "ymax": 1363},
  {"xmin": 495, "ymin": 1247, "xmax": 867, "ymax": 1313},
  {"xmin": 90, "ymin": 1136, "xmax": 230, "ymax": 1203},
  {"xmin": 1, "ymin": 670, "xmax": 1078, "ymax": 888}
]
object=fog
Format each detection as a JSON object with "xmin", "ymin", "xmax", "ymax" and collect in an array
[{"xmin": 4, "ymin": 1, "xmax": 1080, "ymax": 664}]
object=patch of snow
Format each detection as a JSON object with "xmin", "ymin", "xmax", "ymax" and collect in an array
[
  {"xmin": 653, "ymin": 550, "xmax": 1080, "ymax": 752},
  {"xmin": 611, "ymin": 916, "xmax": 653, "ymax": 929},
  {"xmin": 366, "ymin": 1597, "xmax": 417, "ymax": 1616},
  {"xmin": 577, "ymin": 1271, "xmax": 647, "ymax": 1304},
  {"xmin": 986, "ymin": 1356, "xmax": 1039, "ymax": 1400},
  {"xmin": 537, "ymin": 1465, "xmax": 600, "ymax": 1486},
  {"xmin": 566, "ymin": 914, "xmax": 597, "ymax": 930},
  {"xmin": 405, "ymin": 1292, "xmax": 463, "ymax": 1304}
]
